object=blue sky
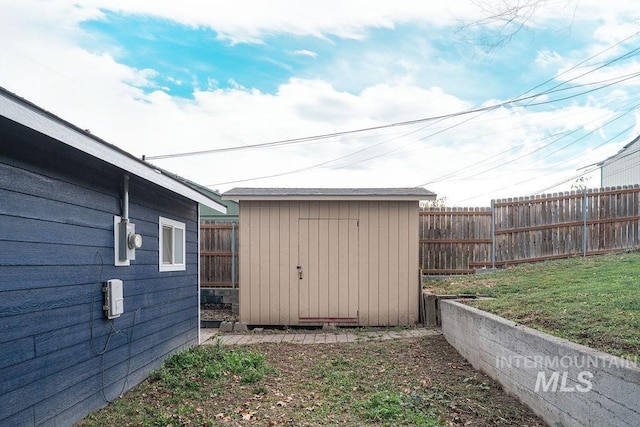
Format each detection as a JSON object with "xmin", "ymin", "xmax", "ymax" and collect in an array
[
  {"xmin": 80, "ymin": 10, "xmax": 585, "ymax": 101},
  {"xmin": 1, "ymin": 1, "xmax": 639, "ymax": 205}
]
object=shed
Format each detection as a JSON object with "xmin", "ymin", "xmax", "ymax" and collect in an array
[
  {"xmin": 222, "ymin": 187, "xmax": 436, "ymax": 326},
  {"xmin": 0, "ymin": 87, "xmax": 225, "ymax": 426}
]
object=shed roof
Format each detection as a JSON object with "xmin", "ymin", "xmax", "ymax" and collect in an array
[
  {"xmin": 0, "ymin": 86, "xmax": 226, "ymax": 214},
  {"xmin": 222, "ymin": 187, "xmax": 436, "ymax": 201}
]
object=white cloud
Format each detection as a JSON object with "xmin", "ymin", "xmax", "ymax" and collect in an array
[
  {"xmin": 61, "ymin": 0, "xmax": 484, "ymax": 43},
  {"xmin": 0, "ymin": 0, "xmax": 638, "ymax": 207},
  {"xmin": 289, "ymin": 49, "xmax": 318, "ymax": 58}
]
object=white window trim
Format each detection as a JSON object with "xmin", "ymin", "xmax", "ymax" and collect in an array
[{"xmin": 159, "ymin": 216, "xmax": 186, "ymax": 272}]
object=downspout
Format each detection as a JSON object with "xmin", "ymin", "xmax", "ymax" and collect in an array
[{"xmin": 197, "ymin": 203, "xmax": 202, "ymax": 344}]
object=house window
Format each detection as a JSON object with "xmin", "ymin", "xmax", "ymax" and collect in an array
[{"xmin": 159, "ymin": 217, "xmax": 186, "ymax": 272}]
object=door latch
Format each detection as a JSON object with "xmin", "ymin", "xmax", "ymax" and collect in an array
[{"xmin": 296, "ymin": 265, "xmax": 303, "ymax": 280}]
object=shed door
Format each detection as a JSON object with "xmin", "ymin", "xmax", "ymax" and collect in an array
[{"xmin": 298, "ymin": 219, "xmax": 359, "ymax": 323}]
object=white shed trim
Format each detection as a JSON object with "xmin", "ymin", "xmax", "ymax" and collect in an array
[{"xmin": 223, "ymin": 187, "xmax": 436, "ymax": 202}]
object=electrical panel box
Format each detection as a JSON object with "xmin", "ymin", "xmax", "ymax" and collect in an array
[
  {"xmin": 114, "ymin": 216, "xmax": 143, "ymax": 266},
  {"xmin": 103, "ymin": 279, "xmax": 124, "ymax": 319},
  {"xmin": 118, "ymin": 220, "xmax": 136, "ymax": 261}
]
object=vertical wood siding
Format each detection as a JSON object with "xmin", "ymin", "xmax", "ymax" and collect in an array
[
  {"xmin": 237, "ymin": 200, "xmax": 419, "ymax": 326},
  {"xmin": 0, "ymin": 146, "xmax": 199, "ymax": 426}
]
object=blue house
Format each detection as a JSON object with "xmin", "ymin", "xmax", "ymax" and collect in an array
[{"xmin": 0, "ymin": 87, "xmax": 226, "ymax": 426}]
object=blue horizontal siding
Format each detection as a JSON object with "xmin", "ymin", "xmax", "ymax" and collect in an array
[
  {"xmin": 0, "ymin": 303, "xmax": 196, "ymax": 398},
  {"xmin": 0, "ymin": 215, "xmax": 111, "ymax": 246},
  {"xmin": 1, "ymin": 263, "xmax": 199, "ymax": 292},
  {"xmin": 0, "ymin": 298, "xmax": 195, "ymax": 397},
  {"xmin": 0, "ymin": 161, "xmax": 119, "ymax": 214},
  {"xmin": 0, "ymin": 188, "xmax": 116, "ymax": 231},
  {"xmin": 0, "ymin": 139, "xmax": 202, "ymax": 426},
  {"xmin": 0, "ymin": 337, "xmax": 34, "ymax": 370},
  {"xmin": 39, "ymin": 324, "xmax": 197, "ymax": 426},
  {"xmin": 0, "ymin": 278, "xmax": 197, "ymax": 344},
  {"xmin": 33, "ymin": 317, "xmax": 196, "ymax": 425},
  {"xmin": 33, "ymin": 294, "xmax": 195, "ymax": 357},
  {"xmin": 0, "ymin": 274, "xmax": 195, "ymax": 320},
  {"xmin": 0, "ymin": 241, "xmax": 198, "ymax": 267},
  {"xmin": 1, "ymin": 407, "xmax": 34, "ymax": 427},
  {"xmin": 0, "ymin": 282, "xmax": 90, "ymax": 318}
]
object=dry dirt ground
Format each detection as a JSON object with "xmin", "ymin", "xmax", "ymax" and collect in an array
[
  {"xmin": 209, "ymin": 333, "xmax": 545, "ymax": 426},
  {"xmin": 77, "ymin": 331, "xmax": 546, "ymax": 426}
]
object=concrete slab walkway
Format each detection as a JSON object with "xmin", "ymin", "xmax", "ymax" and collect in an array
[{"xmin": 200, "ymin": 327, "xmax": 439, "ymax": 346}]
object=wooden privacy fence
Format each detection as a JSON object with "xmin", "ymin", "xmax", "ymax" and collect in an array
[
  {"xmin": 202, "ymin": 186, "xmax": 640, "ymax": 279},
  {"xmin": 200, "ymin": 222, "xmax": 238, "ymax": 287},
  {"xmin": 420, "ymin": 185, "xmax": 640, "ymax": 274},
  {"xmin": 419, "ymin": 207, "xmax": 492, "ymax": 274}
]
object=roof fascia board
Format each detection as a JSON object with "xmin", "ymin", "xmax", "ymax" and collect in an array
[{"xmin": 0, "ymin": 94, "xmax": 226, "ymax": 214}]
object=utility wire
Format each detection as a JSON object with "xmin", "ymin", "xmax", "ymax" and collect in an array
[
  {"xmin": 455, "ymin": 123, "xmax": 637, "ymax": 203},
  {"xmin": 417, "ymin": 83, "xmax": 640, "ymax": 188},
  {"xmin": 450, "ymin": 105, "xmax": 638, "ymax": 198},
  {"xmin": 197, "ymin": 34, "xmax": 640, "ymax": 190},
  {"xmin": 145, "ymin": 32, "xmax": 640, "ymax": 161},
  {"xmin": 207, "ymin": 116, "xmax": 450, "ymax": 186},
  {"xmin": 210, "ymin": 69, "xmax": 640, "ymax": 187}
]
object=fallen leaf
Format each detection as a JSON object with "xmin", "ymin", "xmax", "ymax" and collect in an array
[{"xmin": 242, "ymin": 411, "xmax": 256, "ymax": 421}]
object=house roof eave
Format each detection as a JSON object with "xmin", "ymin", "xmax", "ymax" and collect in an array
[{"xmin": 0, "ymin": 87, "xmax": 226, "ymax": 214}]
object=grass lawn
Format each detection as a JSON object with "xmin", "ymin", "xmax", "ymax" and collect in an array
[
  {"xmin": 77, "ymin": 335, "xmax": 544, "ymax": 426},
  {"xmin": 424, "ymin": 252, "xmax": 640, "ymax": 359}
]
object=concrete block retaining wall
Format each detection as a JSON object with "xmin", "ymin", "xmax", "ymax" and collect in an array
[
  {"xmin": 440, "ymin": 300, "xmax": 640, "ymax": 427},
  {"xmin": 200, "ymin": 288, "xmax": 239, "ymax": 314}
]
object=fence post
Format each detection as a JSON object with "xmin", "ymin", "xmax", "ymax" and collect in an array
[
  {"xmin": 491, "ymin": 199, "xmax": 496, "ymax": 269},
  {"xmin": 231, "ymin": 222, "xmax": 237, "ymax": 288},
  {"xmin": 582, "ymin": 188, "xmax": 587, "ymax": 257}
]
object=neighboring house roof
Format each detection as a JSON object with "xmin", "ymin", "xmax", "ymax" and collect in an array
[
  {"xmin": 223, "ymin": 187, "xmax": 436, "ymax": 201},
  {"xmin": 597, "ymin": 134, "xmax": 640, "ymax": 167},
  {"xmin": 0, "ymin": 86, "xmax": 226, "ymax": 214}
]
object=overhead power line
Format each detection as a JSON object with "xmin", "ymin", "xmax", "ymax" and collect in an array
[
  {"xmin": 144, "ymin": 29, "xmax": 640, "ymax": 162},
  {"xmin": 158, "ymin": 31, "xmax": 640, "ymax": 193},
  {"xmin": 145, "ymin": 69, "xmax": 639, "ymax": 162}
]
